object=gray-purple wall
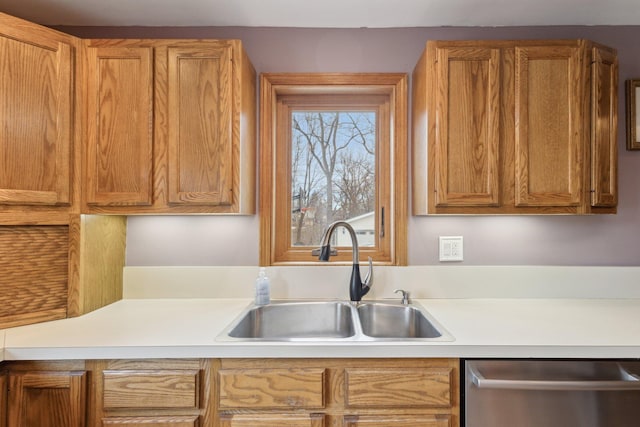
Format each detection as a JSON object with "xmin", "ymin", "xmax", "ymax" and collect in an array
[{"xmin": 58, "ymin": 25, "xmax": 640, "ymax": 266}]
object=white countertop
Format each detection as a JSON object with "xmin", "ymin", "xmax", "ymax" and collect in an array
[{"xmin": 2, "ymin": 298, "xmax": 640, "ymax": 361}]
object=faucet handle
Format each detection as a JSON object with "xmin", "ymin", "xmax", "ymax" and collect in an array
[
  {"xmin": 363, "ymin": 256, "xmax": 373, "ymax": 288},
  {"xmin": 394, "ymin": 289, "xmax": 410, "ymax": 305}
]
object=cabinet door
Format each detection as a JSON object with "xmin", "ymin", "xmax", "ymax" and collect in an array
[
  {"xmin": 166, "ymin": 44, "xmax": 233, "ymax": 206},
  {"xmin": 0, "ymin": 19, "xmax": 74, "ymax": 206},
  {"xmin": 590, "ymin": 46, "xmax": 618, "ymax": 208},
  {"xmin": 433, "ymin": 46, "xmax": 501, "ymax": 207},
  {"xmin": 514, "ymin": 45, "xmax": 584, "ymax": 207},
  {"xmin": 219, "ymin": 413, "xmax": 325, "ymax": 427},
  {"xmin": 86, "ymin": 46, "xmax": 154, "ymax": 207},
  {"xmin": 344, "ymin": 415, "xmax": 450, "ymax": 427},
  {"xmin": 7, "ymin": 371, "xmax": 86, "ymax": 427}
]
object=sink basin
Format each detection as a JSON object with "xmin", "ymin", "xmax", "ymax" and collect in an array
[
  {"xmin": 218, "ymin": 300, "xmax": 453, "ymax": 342},
  {"xmin": 225, "ymin": 301, "xmax": 356, "ymax": 340},
  {"xmin": 357, "ymin": 302, "xmax": 443, "ymax": 339}
]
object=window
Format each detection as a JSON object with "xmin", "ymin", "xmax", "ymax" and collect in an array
[{"xmin": 260, "ymin": 73, "xmax": 407, "ymax": 265}]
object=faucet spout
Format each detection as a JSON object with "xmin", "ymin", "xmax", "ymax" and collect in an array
[{"xmin": 315, "ymin": 221, "xmax": 373, "ymax": 302}]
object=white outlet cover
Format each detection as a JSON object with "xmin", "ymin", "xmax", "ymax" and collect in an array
[{"xmin": 439, "ymin": 236, "xmax": 463, "ymax": 262}]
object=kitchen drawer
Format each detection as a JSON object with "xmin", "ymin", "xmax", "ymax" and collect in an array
[
  {"xmin": 218, "ymin": 368, "xmax": 325, "ymax": 409},
  {"xmin": 102, "ymin": 416, "xmax": 199, "ymax": 426},
  {"xmin": 345, "ymin": 368, "xmax": 452, "ymax": 408},
  {"xmin": 103, "ymin": 370, "xmax": 200, "ymax": 410},
  {"xmin": 344, "ymin": 414, "xmax": 451, "ymax": 426},
  {"xmin": 219, "ymin": 413, "xmax": 325, "ymax": 427}
]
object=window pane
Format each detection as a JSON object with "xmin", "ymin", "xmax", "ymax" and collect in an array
[{"xmin": 291, "ymin": 111, "xmax": 376, "ymax": 248}]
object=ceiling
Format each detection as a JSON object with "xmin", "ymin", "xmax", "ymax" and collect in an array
[{"xmin": 1, "ymin": 0, "xmax": 639, "ymax": 28}]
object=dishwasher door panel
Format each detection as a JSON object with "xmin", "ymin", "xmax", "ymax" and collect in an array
[{"xmin": 465, "ymin": 360, "xmax": 640, "ymax": 427}]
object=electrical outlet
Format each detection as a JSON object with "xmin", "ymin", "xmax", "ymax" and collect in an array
[{"xmin": 439, "ymin": 236, "xmax": 463, "ymax": 262}]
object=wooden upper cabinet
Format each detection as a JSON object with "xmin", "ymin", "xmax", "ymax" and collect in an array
[
  {"xmin": 0, "ymin": 13, "xmax": 77, "ymax": 213},
  {"xmin": 83, "ymin": 39, "xmax": 256, "ymax": 214},
  {"xmin": 412, "ymin": 39, "xmax": 618, "ymax": 215},
  {"xmin": 433, "ymin": 46, "xmax": 500, "ymax": 207},
  {"xmin": 85, "ymin": 46, "xmax": 154, "ymax": 207}
]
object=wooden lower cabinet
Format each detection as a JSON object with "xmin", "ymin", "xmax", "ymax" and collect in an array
[
  {"xmin": 1, "ymin": 358, "xmax": 459, "ymax": 427},
  {"xmin": 216, "ymin": 359, "xmax": 459, "ymax": 427},
  {"xmin": 5, "ymin": 361, "xmax": 87, "ymax": 427}
]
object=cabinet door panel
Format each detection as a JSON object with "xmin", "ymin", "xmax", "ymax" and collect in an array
[
  {"xmin": 219, "ymin": 413, "xmax": 325, "ymax": 427},
  {"xmin": 434, "ymin": 46, "xmax": 500, "ymax": 206},
  {"xmin": 0, "ymin": 33, "xmax": 73, "ymax": 206},
  {"xmin": 167, "ymin": 45, "xmax": 233, "ymax": 206},
  {"xmin": 591, "ymin": 46, "xmax": 618, "ymax": 207},
  {"xmin": 7, "ymin": 371, "xmax": 86, "ymax": 427},
  {"xmin": 514, "ymin": 45, "xmax": 583, "ymax": 207},
  {"xmin": 86, "ymin": 46, "xmax": 154, "ymax": 206},
  {"xmin": 102, "ymin": 416, "xmax": 199, "ymax": 427},
  {"xmin": 344, "ymin": 414, "xmax": 450, "ymax": 427}
]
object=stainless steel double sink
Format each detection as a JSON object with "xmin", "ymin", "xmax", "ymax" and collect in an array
[{"xmin": 217, "ymin": 300, "xmax": 453, "ymax": 341}]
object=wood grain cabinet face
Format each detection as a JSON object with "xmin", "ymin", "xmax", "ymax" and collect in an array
[
  {"xmin": 83, "ymin": 39, "xmax": 256, "ymax": 215},
  {"xmin": 102, "ymin": 369, "xmax": 200, "ymax": 410},
  {"xmin": 433, "ymin": 46, "xmax": 500, "ymax": 207},
  {"xmin": 216, "ymin": 359, "xmax": 460, "ymax": 427},
  {"xmin": 0, "ymin": 370, "xmax": 6, "ymax": 427},
  {"xmin": 413, "ymin": 39, "xmax": 618, "ymax": 215},
  {"xmin": 344, "ymin": 415, "xmax": 451, "ymax": 427},
  {"xmin": 219, "ymin": 413, "xmax": 325, "ymax": 427},
  {"xmin": 0, "ymin": 15, "xmax": 75, "ymax": 208},
  {"xmin": 166, "ymin": 45, "xmax": 233, "ymax": 207},
  {"xmin": 590, "ymin": 45, "xmax": 618, "ymax": 208},
  {"xmin": 514, "ymin": 45, "xmax": 583, "ymax": 207},
  {"xmin": 7, "ymin": 370, "xmax": 87, "ymax": 427},
  {"xmin": 101, "ymin": 416, "xmax": 199, "ymax": 427},
  {"xmin": 85, "ymin": 46, "xmax": 154, "ymax": 207},
  {"xmin": 91, "ymin": 360, "xmax": 210, "ymax": 427},
  {"xmin": 344, "ymin": 368, "xmax": 452, "ymax": 408},
  {"xmin": 218, "ymin": 368, "xmax": 325, "ymax": 409},
  {"xmin": 0, "ymin": 225, "xmax": 69, "ymax": 329}
]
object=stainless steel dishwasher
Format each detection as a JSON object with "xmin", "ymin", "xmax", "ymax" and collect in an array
[{"xmin": 464, "ymin": 360, "xmax": 640, "ymax": 427}]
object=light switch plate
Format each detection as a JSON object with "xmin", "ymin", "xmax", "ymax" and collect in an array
[{"xmin": 439, "ymin": 236, "xmax": 463, "ymax": 262}]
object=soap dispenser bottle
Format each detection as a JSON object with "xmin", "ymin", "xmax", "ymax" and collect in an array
[{"xmin": 255, "ymin": 267, "xmax": 271, "ymax": 305}]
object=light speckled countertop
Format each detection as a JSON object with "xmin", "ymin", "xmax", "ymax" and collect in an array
[{"xmin": 2, "ymin": 298, "xmax": 640, "ymax": 361}]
